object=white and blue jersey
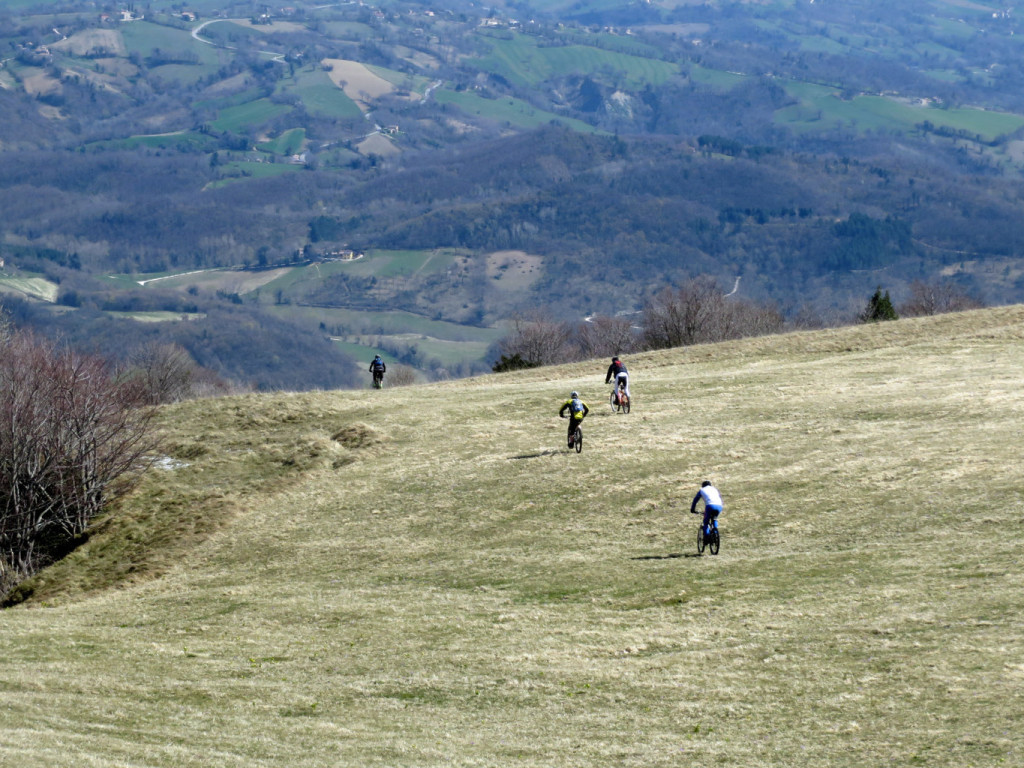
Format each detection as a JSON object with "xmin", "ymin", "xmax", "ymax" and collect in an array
[
  {"xmin": 694, "ymin": 485, "xmax": 723, "ymax": 513},
  {"xmin": 692, "ymin": 485, "xmax": 723, "ymax": 531}
]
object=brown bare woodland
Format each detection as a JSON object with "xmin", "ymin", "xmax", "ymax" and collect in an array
[
  {"xmin": 641, "ymin": 276, "xmax": 784, "ymax": 349},
  {"xmin": 899, "ymin": 279, "xmax": 984, "ymax": 317},
  {"xmin": 0, "ymin": 327, "xmax": 157, "ymax": 598}
]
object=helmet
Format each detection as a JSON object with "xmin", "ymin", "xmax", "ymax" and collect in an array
[
  {"xmin": 570, "ymin": 391, "xmax": 579, "ymax": 398},
  {"xmin": 701, "ymin": 480, "xmax": 712, "ymax": 487},
  {"xmin": 612, "ymin": 356, "xmax": 619, "ymax": 362}
]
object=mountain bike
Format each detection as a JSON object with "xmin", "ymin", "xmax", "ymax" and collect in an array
[
  {"xmin": 372, "ymin": 370, "xmax": 384, "ymax": 389},
  {"xmin": 694, "ymin": 511, "xmax": 720, "ymax": 555},
  {"xmin": 568, "ymin": 422, "xmax": 583, "ymax": 453},
  {"xmin": 610, "ymin": 381, "xmax": 630, "ymax": 414}
]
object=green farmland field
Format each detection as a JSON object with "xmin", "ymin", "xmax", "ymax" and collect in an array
[
  {"xmin": 0, "ymin": 276, "xmax": 59, "ymax": 302},
  {"xmin": 148, "ymin": 62, "xmax": 212, "ymax": 86},
  {"xmin": 470, "ymin": 31, "xmax": 680, "ymax": 90},
  {"xmin": 120, "ymin": 20, "xmax": 218, "ymax": 67},
  {"xmin": 337, "ymin": 249, "xmax": 459, "ymax": 280},
  {"xmin": 277, "ymin": 68, "xmax": 362, "ymax": 120},
  {"xmin": 689, "ymin": 64, "xmax": 748, "ymax": 90},
  {"xmin": 91, "ymin": 131, "xmax": 218, "ymax": 152},
  {"xmin": 435, "ymin": 89, "xmax": 601, "ymax": 133},
  {"xmin": 211, "ymin": 98, "xmax": 293, "ymax": 133},
  {"xmin": 777, "ymin": 81, "xmax": 1024, "ymax": 141},
  {"xmin": 318, "ymin": 21, "xmax": 376, "ymax": 40},
  {"xmin": 208, "ymin": 160, "xmax": 304, "ymax": 188},
  {"xmin": 364, "ymin": 63, "xmax": 433, "ymax": 95},
  {"xmin": 258, "ymin": 128, "xmax": 306, "ymax": 156}
]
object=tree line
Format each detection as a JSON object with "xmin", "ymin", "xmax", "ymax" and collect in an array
[{"xmin": 493, "ymin": 276, "xmax": 985, "ymax": 370}]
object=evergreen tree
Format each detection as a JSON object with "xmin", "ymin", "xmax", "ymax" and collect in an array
[{"xmin": 860, "ymin": 286, "xmax": 899, "ymax": 323}]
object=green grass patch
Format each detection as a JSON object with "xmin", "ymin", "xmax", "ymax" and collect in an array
[
  {"xmin": 276, "ymin": 67, "xmax": 363, "ymax": 119},
  {"xmin": 148, "ymin": 63, "xmax": 214, "ymax": 86},
  {"xmin": 688, "ymin": 63, "xmax": 747, "ymax": 90},
  {"xmin": 120, "ymin": 20, "xmax": 218, "ymax": 67},
  {"xmin": 292, "ymin": 81, "xmax": 362, "ymax": 119},
  {"xmin": 364, "ymin": 63, "xmax": 434, "ymax": 94},
  {"xmin": 210, "ymin": 98, "xmax": 293, "ymax": 133},
  {"xmin": 470, "ymin": 30, "xmax": 679, "ymax": 90},
  {"xmin": 435, "ymin": 89, "xmax": 602, "ymax": 133},
  {"xmin": 257, "ymin": 127, "xmax": 306, "ymax": 155},
  {"xmin": 0, "ymin": 276, "xmax": 59, "ymax": 302},
  {"xmin": 207, "ymin": 160, "xmax": 303, "ymax": 188},
  {"xmin": 318, "ymin": 21, "xmax": 375, "ymax": 40},
  {"xmin": 88, "ymin": 131, "xmax": 218, "ymax": 152},
  {"xmin": 192, "ymin": 86, "xmax": 266, "ymax": 113},
  {"xmin": 777, "ymin": 80, "xmax": 1024, "ymax": 141},
  {"xmin": 341, "ymin": 248, "xmax": 458, "ymax": 280},
  {"xmin": 267, "ymin": 303, "xmax": 502, "ymax": 344}
]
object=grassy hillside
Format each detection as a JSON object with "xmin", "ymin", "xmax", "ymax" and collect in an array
[{"xmin": 2, "ymin": 306, "xmax": 1023, "ymax": 766}]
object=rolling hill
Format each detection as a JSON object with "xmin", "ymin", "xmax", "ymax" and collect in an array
[{"xmin": 2, "ymin": 305, "xmax": 1022, "ymax": 766}]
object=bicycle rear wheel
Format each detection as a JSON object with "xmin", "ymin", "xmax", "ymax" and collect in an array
[
  {"xmin": 574, "ymin": 427, "xmax": 583, "ymax": 452},
  {"xmin": 696, "ymin": 525, "xmax": 706, "ymax": 554},
  {"xmin": 622, "ymin": 396, "xmax": 630, "ymax": 414},
  {"xmin": 708, "ymin": 527, "xmax": 720, "ymax": 555}
]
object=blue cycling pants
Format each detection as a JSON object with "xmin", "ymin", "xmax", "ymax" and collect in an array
[{"xmin": 702, "ymin": 505, "xmax": 722, "ymax": 530}]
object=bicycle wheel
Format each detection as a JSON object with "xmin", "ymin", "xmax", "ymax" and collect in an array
[
  {"xmin": 574, "ymin": 427, "xmax": 583, "ymax": 453},
  {"xmin": 708, "ymin": 527, "xmax": 720, "ymax": 555},
  {"xmin": 622, "ymin": 396, "xmax": 630, "ymax": 414},
  {"xmin": 696, "ymin": 524, "xmax": 706, "ymax": 554}
]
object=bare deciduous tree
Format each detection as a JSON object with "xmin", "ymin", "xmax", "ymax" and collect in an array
[
  {"xmin": 497, "ymin": 311, "xmax": 574, "ymax": 367},
  {"xmin": 641, "ymin": 277, "xmax": 784, "ymax": 349},
  {"xmin": 386, "ymin": 364, "xmax": 419, "ymax": 388},
  {"xmin": 641, "ymin": 277, "xmax": 727, "ymax": 349},
  {"xmin": 1, "ymin": 329, "xmax": 157, "ymax": 597},
  {"xmin": 575, "ymin": 314, "xmax": 638, "ymax": 359},
  {"xmin": 125, "ymin": 342, "xmax": 198, "ymax": 405},
  {"xmin": 899, "ymin": 280, "xmax": 984, "ymax": 317}
]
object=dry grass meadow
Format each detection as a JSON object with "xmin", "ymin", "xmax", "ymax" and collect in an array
[
  {"xmin": 323, "ymin": 59, "xmax": 397, "ymax": 109},
  {"xmin": 2, "ymin": 306, "xmax": 1023, "ymax": 767}
]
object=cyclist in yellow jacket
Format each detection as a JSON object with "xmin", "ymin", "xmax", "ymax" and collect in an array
[{"xmin": 558, "ymin": 391, "xmax": 589, "ymax": 448}]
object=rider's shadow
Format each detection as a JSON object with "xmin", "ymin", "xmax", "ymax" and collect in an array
[
  {"xmin": 509, "ymin": 450, "xmax": 561, "ymax": 460},
  {"xmin": 631, "ymin": 553, "xmax": 702, "ymax": 560}
]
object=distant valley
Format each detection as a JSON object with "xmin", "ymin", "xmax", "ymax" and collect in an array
[{"xmin": 2, "ymin": 0, "xmax": 1023, "ymax": 388}]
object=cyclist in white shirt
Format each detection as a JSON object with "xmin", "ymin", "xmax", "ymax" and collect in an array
[{"xmin": 690, "ymin": 480, "xmax": 723, "ymax": 538}]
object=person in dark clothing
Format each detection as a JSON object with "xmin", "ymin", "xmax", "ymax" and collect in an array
[
  {"xmin": 369, "ymin": 355, "xmax": 386, "ymax": 388},
  {"xmin": 605, "ymin": 357, "xmax": 630, "ymax": 400},
  {"xmin": 558, "ymin": 391, "xmax": 590, "ymax": 448}
]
